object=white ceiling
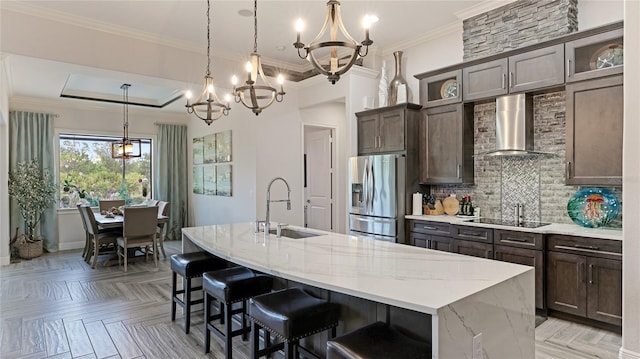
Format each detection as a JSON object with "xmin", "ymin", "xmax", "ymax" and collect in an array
[{"xmin": 2, "ymin": 0, "xmax": 509, "ymax": 113}]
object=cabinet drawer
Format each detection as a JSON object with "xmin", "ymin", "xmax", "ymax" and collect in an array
[
  {"xmin": 410, "ymin": 220, "xmax": 450, "ymax": 236},
  {"xmin": 410, "ymin": 232, "xmax": 428, "ymax": 248},
  {"xmin": 452, "ymin": 239, "xmax": 493, "ymax": 259},
  {"xmin": 547, "ymin": 234, "xmax": 622, "ymax": 260},
  {"xmin": 494, "ymin": 229, "xmax": 544, "ymax": 250},
  {"xmin": 452, "ymin": 225, "xmax": 493, "ymax": 244}
]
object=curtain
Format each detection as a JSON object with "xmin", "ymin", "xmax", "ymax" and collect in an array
[
  {"xmin": 9, "ymin": 111, "xmax": 58, "ymax": 252},
  {"xmin": 156, "ymin": 124, "xmax": 188, "ymax": 240}
]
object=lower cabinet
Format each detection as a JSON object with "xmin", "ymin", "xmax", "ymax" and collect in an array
[
  {"xmin": 495, "ymin": 245, "xmax": 544, "ymax": 309},
  {"xmin": 410, "ymin": 232, "xmax": 453, "ymax": 251},
  {"xmin": 452, "ymin": 239, "xmax": 493, "ymax": 259},
  {"xmin": 546, "ymin": 235, "xmax": 622, "ymax": 326}
]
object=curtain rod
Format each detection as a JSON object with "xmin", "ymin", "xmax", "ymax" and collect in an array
[{"xmin": 154, "ymin": 122, "xmax": 187, "ymax": 126}]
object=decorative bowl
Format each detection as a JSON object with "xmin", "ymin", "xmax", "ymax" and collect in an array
[{"xmin": 567, "ymin": 187, "xmax": 619, "ymax": 228}]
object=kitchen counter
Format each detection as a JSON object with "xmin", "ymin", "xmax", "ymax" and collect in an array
[
  {"xmin": 405, "ymin": 214, "xmax": 623, "ymax": 241},
  {"xmin": 182, "ymin": 223, "xmax": 534, "ymax": 359}
]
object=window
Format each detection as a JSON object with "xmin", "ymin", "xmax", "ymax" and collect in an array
[{"xmin": 59, "ymin": 133, "xmax": 152, "ymax": 208}]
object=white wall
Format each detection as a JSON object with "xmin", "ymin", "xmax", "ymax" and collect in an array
[
  {"xmin": 622, "ymin": 3, "xmax": 640, "ymax": 358},
  {"xmin": 9, "ymin": 96, "xmax": 188, "ymax": 251},
  {"xmin": 578, "ymin": 0, "xmax": 625, "ymax": 31},
  {"xmin": 0, "ymin": 57, "xmax": 10, "ymax": 265}
]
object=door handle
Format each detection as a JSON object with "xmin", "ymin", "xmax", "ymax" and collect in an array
[
  {"xmin": 457, "ymin": 164, "xmax": 461, "ymax": 178},
  {"xmin": 509, "ymin": 71, "xmax": 514, "ymax": 88},
  {"xmin": 379, "ymin": 135, "xmax": 383, "ymax": 148},
  {"xmin": 566, "ymin": 59, "xmax": 571, "ymax": 78},
  {"xmin": 578, "ymin": 262, "xmax": 585, "ymax": 284},
  {"xmin": 502, "ymin": 73, "xmax": 507, "ymax": 89},
  {"xmin": 566, "ymin": 161, "xmax": 572, "ymax": 180},
  {"xmin": 588, "ymin": 263, "xmax": 594, "ymax": 284}
]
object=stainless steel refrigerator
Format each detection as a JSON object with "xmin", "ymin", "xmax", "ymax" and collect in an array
[{"xmin": 348, "ymin": 154, "xmax": 406, "ymax": 243}]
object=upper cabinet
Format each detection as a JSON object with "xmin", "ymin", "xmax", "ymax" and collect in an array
[
  {"xmin": 566, "ymin": 29, "xmax": 623, "ymax": 83},
  {"xmin": 566, "ymin": 75, "xmax": 623, "ymax": 186},
  {"xmin": 419, "ymin": 104, "xmax": 474, "ymax": 184},
  {"xmin": 356, "ymin": 104, "xmax": 421, "ymax": 155},
  {"xmin": 462, "ymin": 44, "xmax": 565, "ymax": 101},
  {"xmin": 420, "ymin": 70, "xmax": 462, "ymax": 108}
]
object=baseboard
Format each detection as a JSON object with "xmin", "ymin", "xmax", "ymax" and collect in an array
[
  {"xmin": 0, "ymin": 255, "xmax": 10, "ymax": 266},
  {"xmin": 620, "ymin": 348, "xmax": 640, "ymax": 359},
  {"xmin": 58, "ymin": 241, "xmax": 85, "ymax": 251}
]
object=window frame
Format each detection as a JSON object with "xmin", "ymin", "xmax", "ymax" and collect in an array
[{"xmin": 55, "ymin": 128, "xmax": 156, "ymax": 211}]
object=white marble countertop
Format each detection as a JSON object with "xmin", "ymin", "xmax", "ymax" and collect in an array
[
  {"xmin": 405, "ymin": 214, "xmax": 623, "ymax": 241},
  {"xmin": 182, "ymin": 223, "xmax": 532, "ymax": 316}
]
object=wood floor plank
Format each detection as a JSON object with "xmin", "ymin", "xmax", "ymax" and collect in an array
[
  {"xmin": 63, "ymin": 319, "xmax": 94, "ymax": 358},
  {"xmin": 0, "ymin": 317, "xmax": 23, "ymax": 355},
  {"xmin": 44, "ymin": 318, "xmax": 70, "ymax": 356},
  {"xmin": 21, "ymin": 317, "xmax": 45, "ymax": 356},
  {"xmin": 84, "ymin": 320, "xmax": 119, "ymax": 358},
  {"xmin": 104, "ymin": 322, "xmax": 143, "ymax": 359},
  {"xmin": 125, "ymin": 323, "xmax": 169, "ymax": 359}
]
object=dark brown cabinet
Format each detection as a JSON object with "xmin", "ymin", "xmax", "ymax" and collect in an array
[
  {"xmin": 546, "ymin": 235, "xmax": 622, "ymax": 326},
  {"xmin": 419, "ymin": 104, "xmax": 474, "ymax": 184},
  {"xmin": 452, "ymin": 239, "xmax": 493, "ymax": 259},
  {"xmin": 408, "ymin": 220, "xmax": 454, "ymax": 252},
  {"xmin": 493, "ymin": 229, "xmax": 545, "ymax": 309},
  {"xmin": 462, "ymin": 44, "xmax": 564, "ymax": 101},
  {"xmin": 356, "ymin": 104, "xmax": 421, "ymax": 155},
  {"xmin": 565, "ymin": 75, "xmax": 623, "ymax": 185},
  {"xmin": 451, "ymin": 225, "xmax": 493, "ymax": 259},
  {"xmin": 420, "ymin": 69, "xmax": 462, "ymax": 108},
  {"xmin": 565, "ymin": 29, "xmax": 623, "ymax": 83}
]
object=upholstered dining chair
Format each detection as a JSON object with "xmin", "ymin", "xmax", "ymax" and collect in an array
[
  {"xmin": 99, "ymin": 199, "xmax": 126, "ymax": 212},
  {"xmin": 155, "ymin": 201, "xmax": 170, "ymax": 259},
  {"xmin": 148, "ymin": 199, "xmax": 159, "ymax": 207},
  {"xmin": 116, "ymin": 206, "xmax": 158, "ymax": 272},
  {"xmin": 79, "ymin": 205, "xmax": 119, "ymax": 268}
]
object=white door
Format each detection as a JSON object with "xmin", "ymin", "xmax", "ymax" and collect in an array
[{"xmin": 305, "ymin": 128, "xmax": 333, "ymax": 231}]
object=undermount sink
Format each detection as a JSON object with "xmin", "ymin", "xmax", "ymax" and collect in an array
[{"xmin": 268, "ymin": 228, "xmax": 324, "ymax": 239}]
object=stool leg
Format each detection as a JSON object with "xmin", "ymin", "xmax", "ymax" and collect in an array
[
  {"xmin": 251, "ymin": 321, "xmax": 260, "ymax": 359},
  {"xmin": 204, "ymin": 292, "xmax": 211, "ymax": 354},
  {"xmin": 265, "ymin": 329, "xmax": 271, "ymax": 359},
  {"xmin": 171, "ymin": 271, "xmax": 177, "ymax": 321},
  {"xmin": 184, "ymin": 277, "xmax": 192, "ymax": 334},
  {"xmin": 220, "ymin": 301, "xmax": 225, "ymax": 325},
  {"xmin": 225, "ymin": 302, "xmax": 233, "ymax": 359},
  {"xmin": 285, "ymin": 341, "xmax": 295, "ymax": 359},
  {"xmin": 241, "ymin": 300, "xmax": 248, "ymax": 341}
]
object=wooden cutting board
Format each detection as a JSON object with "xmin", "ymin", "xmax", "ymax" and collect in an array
[{"xmin": 443, "ymin": 196, "xmax": 459, "ymax": 215}]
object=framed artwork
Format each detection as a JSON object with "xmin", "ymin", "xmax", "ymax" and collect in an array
[
  {"xmin": 203, "ymin": 165, "xmax": 216, "ymax": 195},
  {"xmin": 193, "ymin": 166, "xmax": 204, "ymax": 194},
  {"xmin": 216, "ymin": 164, "xmax": 232, "ymax": 196},
  {"xmin": 203, "ymin": 133, "xmax": 216, "ymax": 163},
  {"xmin": 216, "ymin": 130, "xmax": 232, "ymax": 163},
  {"xmin": 193, "ymin": 137, "xmax": 204, "ymax": 165}
]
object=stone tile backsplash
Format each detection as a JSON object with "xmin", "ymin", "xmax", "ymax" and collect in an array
[{"xmin": 429, "ymin": 92, "xmax": 623, "ymax": 228}]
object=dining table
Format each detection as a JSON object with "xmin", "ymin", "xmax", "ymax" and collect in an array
[{"xmin": 93, "ymin": 211, "xmax": 170, "ymax": 267}]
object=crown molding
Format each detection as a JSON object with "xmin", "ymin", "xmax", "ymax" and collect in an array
[
  {"xmin": 454, "ymin": 0, "xmax": 518, "ymax": 20},
  {"xmin": 380, "ymin": 21, "xmax": 462, "ymax": 56}
]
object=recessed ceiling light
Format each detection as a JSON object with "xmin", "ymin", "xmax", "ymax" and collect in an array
[{"xmin": 238, "ymin": 9, "xmax": 253, "ymax": 17}]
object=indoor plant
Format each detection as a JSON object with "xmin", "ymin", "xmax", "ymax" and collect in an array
[{"xmin": 8, "ymin": 159, "xmax": 57, "ymax": 258}]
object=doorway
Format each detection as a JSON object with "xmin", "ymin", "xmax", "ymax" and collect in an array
[{"xmin": 304, "ymin": 126, "xmax": 335, "ymax": 231}]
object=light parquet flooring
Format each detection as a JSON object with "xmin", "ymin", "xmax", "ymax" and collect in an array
[{"xmin": 0, "ymin": 242, "xmax": 621, "ymax": 359}]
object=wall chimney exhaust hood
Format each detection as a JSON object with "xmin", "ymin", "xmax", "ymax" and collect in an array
[{"xmin": 478, "ymin": 93, "xmax": 553, "ymax": 157}]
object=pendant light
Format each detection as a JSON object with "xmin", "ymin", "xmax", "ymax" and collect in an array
[
  {"xmin": 185, "ymin": 0, "xmax": 231, "ymax": 125},
  {"xmin": 293, "ymin": 0, "xmax": 376, "ymax": 84},
  {"xmin": 111, "ymin": 84, "xmax": 141, "ymax": 159},
  {"xmin": 232, "ymin": 0, "xmax": 285, "ymax": 115}
]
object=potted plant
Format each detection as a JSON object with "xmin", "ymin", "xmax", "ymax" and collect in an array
[{"xmin": 8, "ymin": 159, "xmax": 57, "ymax": 259}]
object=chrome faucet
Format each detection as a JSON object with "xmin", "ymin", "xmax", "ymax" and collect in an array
[{"xmin": 256, "ymin": 177, "xmax": 291, "ymax": 234}]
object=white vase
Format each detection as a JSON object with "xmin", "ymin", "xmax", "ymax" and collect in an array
[
  {"xmin": 378, "ymin": 60, "xmax": 388, "ymax": 107},
  {"xmin": 389, "ymin": 51, "xmax": 408, "ymax": 105}
]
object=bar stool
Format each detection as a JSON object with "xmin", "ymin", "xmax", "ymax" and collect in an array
[
  {"xmin": 203, "ymin": 266, "xmax": 273, "ymax": 358},
  {"xmin": 170, "ymin": 252, "xmax": 226, "ymax": 334},
  {"xmin": 326, "ymin": 321, "xmax": 431, "ymax": 359},
  {"xmin": 248, "ymin": 287, "xmax": 340, "ymax": 359}
]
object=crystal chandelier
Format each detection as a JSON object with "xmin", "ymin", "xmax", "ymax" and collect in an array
[
  {"xmin": 293, "ymin": 0, "xmax": 375, "ymax": 84},
  {"xmin": 185, "ymin": 0, "xmax": 231, "ymax": 125},
  {"xmin": 232, "ymin": 0, "xmax": 285, "ymax": 115},
  {"xmin": 111, "ymin": 84, "xmax": 141, "ymax": 159}
]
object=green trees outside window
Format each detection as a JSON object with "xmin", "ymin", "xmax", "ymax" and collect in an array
[{"xmin": 59, "ymin": 134, "xmax": 152, "ymax": 208}]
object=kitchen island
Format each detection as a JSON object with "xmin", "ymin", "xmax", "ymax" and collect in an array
[{"xmin": 182, "ymin": 223, "xmax": 534, "ymax": 359}]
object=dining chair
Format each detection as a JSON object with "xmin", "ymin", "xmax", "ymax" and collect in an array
[
  {"xmin": 148, "ymin": 199, "xmax": 159, "ymax": 207},
  {"xmin": 79, "ymin": 205, "xmax": 119, "ymax": 269},
  {"xmin": 156, "ymin": 201, "xmax": 170, "ymax": 259},
  {"xmin": 99, "ymin": 199, "xmax": 126, "ymax": 212},
  {"xmin": 116, "ymin": 206, "xmax": 158, "ymax": 272},
  {"xmin": 77, "ymin": 204, "xmax": 92, "ymax": 262}
]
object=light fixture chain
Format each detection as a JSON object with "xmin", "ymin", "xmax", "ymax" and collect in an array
[
  {"xmin": 206, "ymin": 0, "xmax": 211, "ymax": 76},
  {"xmin": 253, "ymin": 0, "xmax": 258, "ymax": 53}
]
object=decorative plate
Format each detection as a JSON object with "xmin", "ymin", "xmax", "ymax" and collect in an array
[
  {"xmin": 440, "ymin": 79, "xmax": 458, "ymax": 99},
  {"xmin": 589, "ymin": 43, "xmax": 623, "ymax": 70},
  {"xmin": 567, "ymin": 187, "xmax": 619, "ymax": 228}
]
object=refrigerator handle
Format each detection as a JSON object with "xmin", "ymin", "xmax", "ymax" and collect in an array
[
  {"xmin": 368, "ymin": 160, "xmax": 374, "ymax": 211},
  {"xmin": 362, "ymin": 159, "xmax": 369, "ymax": 210}
]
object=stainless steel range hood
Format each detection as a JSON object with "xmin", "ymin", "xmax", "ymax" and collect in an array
[{"xmin": 479, "ymin": 93, "xmax": 553, "ymax": 157}]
